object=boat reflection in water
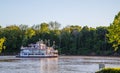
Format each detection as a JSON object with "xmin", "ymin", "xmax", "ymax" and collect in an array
[
  {"xmin": 1, "ymin": 56, "xmax": 120, "ymax": 73},
  {"xmin": 40, "ymin": 58, "xmax": 58, "ymax": 73}
]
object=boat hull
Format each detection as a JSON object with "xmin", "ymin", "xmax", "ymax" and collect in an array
[{"xmin": 16, "ymin": 55, "xmax": 58, "ymax": 58}]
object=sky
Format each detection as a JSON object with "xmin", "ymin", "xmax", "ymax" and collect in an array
[{"xmin": 0, "ymin": 0, "xmax": 120, "ymax": 28}]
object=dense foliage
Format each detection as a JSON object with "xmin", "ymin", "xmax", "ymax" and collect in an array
[
  {"xmin": 107, "ymin": 12, "xmax": 120, "ymax": 51},
  {"xmin": 0, "ymin": 23, "xmax": 112, "ymax": 55},
  {"xmin": 96, "ymin": 68, "xmax": 120, "ymax": 73},
  {"xmin": 0, "ymin": 12, "xmax": 120, "ymax": 55},
  {"xmin": 0, "ymin": 37, "xmax": 5, "ymax": 53}
]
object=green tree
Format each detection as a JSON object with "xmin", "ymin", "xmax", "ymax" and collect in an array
[
  {"xmin": 0, "ymin": 37, "xmax": 5, "ymax": 53},
  {"xmin": 60, "ymin": 29, "xmax": 71, "ymax": 54},
  {"xmin": 1, "ymin": 25, "xmax": 23, "ymax": 54},
  {"xmin": 25, "ymin": 28, "xmax": 35, "ymax": 39},
  {"xmin": 107, "ymin": 12, "xmax": 120, "ymax": 51},
  {"xmin": 40, "ymin": 23, "xmax": 49, "ymax": 33},
  {"xmin": 94, "ymin": 27, "xmax": 108, "ymax": 55},
  {"xmin": 22, "ymin": 28, "xmax": 36, "ymax": 46}
]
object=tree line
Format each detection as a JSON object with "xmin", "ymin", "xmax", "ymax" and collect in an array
[{"xmin": 0, "ymin": 12, "xmax": 120, "ymax": 56}]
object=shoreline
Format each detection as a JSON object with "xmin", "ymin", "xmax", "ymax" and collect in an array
[
  {"xmin": 0, "ymin": 55, "xmax": 120, "ymax": 60},
  {"xmin": 60, "ymin": 55, "xmax": 120, "ymax": 58},
  {"xmin": 0, "ymin": 56, "xmax": 17, "ymax": 60}
]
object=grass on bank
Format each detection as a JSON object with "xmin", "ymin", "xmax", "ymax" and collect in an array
[{"xmin": 96, "ymin": 68, "xmax": 120, "ymax": 73}]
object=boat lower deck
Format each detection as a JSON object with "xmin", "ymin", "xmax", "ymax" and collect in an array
[{"xmin": 16, "ymin": 55, "xmax": 58, "ymax": 58}]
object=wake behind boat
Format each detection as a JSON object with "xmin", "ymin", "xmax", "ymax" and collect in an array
[{"xmin": 16, "ymin": 40, "xmax": 58, "ymax": 58}]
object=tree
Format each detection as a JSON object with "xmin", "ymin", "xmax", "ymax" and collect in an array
[
  {"xmin": 60, "ymin": 29, "xmax": 71, "ymax": 54},
  {"xmin": 22, "ymin": 28, "xmax": 36, "ymax": 46},
  {"xmin": 107, "ymin": 12, "xmax": 120, "ymax": 51},
  {"xmin": 25, "ymin": 28, "xmax": 35, "ymax": 39},
  {"xmin": 40, "ymin": 23, "xmax": 50, "ymax": 33},
  {"xmin": 94, "ymin": 27, "xmax": 108, "ymax": 55},
  {"xmin": 0, "ymin": 20, "xmax": 116, "ymax": 55},
  {"xmin": 1, "ymin": 25, "xmax": 23, "ymax": 54},
  {"xmin": 19, "ymin": 24, "xmax": 28, "ymax": 31},
  {"xmin": 32, "ymin": 24, "xmax": 41, "ymax": 31},
  {"xmin": 0, "ymin": 37, "xmax": 5, "ymax": 53},
  {"xmin": 49, "ymin": 21, "xmax": 61, "ymax": 30}
]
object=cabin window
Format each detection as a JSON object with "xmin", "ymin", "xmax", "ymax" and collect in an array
[
  {"xmin": 42, "ymin": 53, "xmax": 44, "ymax": 55},
  {"xmin": 24, "ymin": 53, "xmax": 28, "ymax": 55}
]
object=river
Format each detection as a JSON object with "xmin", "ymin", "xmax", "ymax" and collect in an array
[{"xmin": 0, "ymin": 56, "xmax": 120, "ymax": 73}]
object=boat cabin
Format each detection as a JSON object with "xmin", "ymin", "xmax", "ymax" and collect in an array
[{"xmin": 19, "ymin": 40, "xmax": 58, "ymax": 57}]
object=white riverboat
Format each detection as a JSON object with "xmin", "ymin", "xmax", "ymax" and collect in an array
[{"xmin": 16, "ymin": 40, "xmax": 58, "ymax": 58}]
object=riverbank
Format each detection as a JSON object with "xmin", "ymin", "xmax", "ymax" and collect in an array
[
  {"xmin": 0, "ymin": 55, "xmax": 120, "ymax": 60},
  {"xmin": 0, "ymin": 56, "xmax": 16, "ymax": 60},
  {"xmin": 59, "ymin": 55, "xmax": 120, "ymax": 60}
]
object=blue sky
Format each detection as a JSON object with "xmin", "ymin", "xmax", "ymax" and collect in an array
[{"xmin": 0, "ymin": 0, "xmax": 120, "ymax": 28}]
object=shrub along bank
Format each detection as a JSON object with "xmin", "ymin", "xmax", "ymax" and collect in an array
[{"xmin": 96, "ymin": 68, "xmax": 120, "ymax": 73}]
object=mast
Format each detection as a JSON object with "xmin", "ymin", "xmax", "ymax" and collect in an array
[
  {"xmin": 52, "ymin": 41, "xmax": 55, "ymax": 49},
  {"xmin": 48, "ymin": 39, "xmax": 50, "ymax": 47}
]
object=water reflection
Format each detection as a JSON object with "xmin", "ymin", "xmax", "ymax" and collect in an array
[
  {"xmin": 0, "ymin": 56, "xmax": 120, "ymax": 73},
  {"xmin": 40, "ymin": 58, "xmax": 58, "ymax": 73}
]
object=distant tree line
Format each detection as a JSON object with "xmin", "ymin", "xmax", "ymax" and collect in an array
[{"xmin": 0, "ymin": 12, "xmax": 120, "ymax": 56}]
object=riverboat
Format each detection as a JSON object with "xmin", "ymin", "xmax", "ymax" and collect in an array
[{"xmin": 16, "ymin": 40, "xmax": 58, "ymax": 58}]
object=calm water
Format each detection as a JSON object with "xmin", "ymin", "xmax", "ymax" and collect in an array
[{"xmin": 0, "ymin": 56, "xmax": 120, "ymax": 73}]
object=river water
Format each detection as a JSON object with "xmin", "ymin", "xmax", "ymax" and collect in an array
[{"xmin": 0, "ymin": 56, "xmax": 120, "ymax": 73}]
